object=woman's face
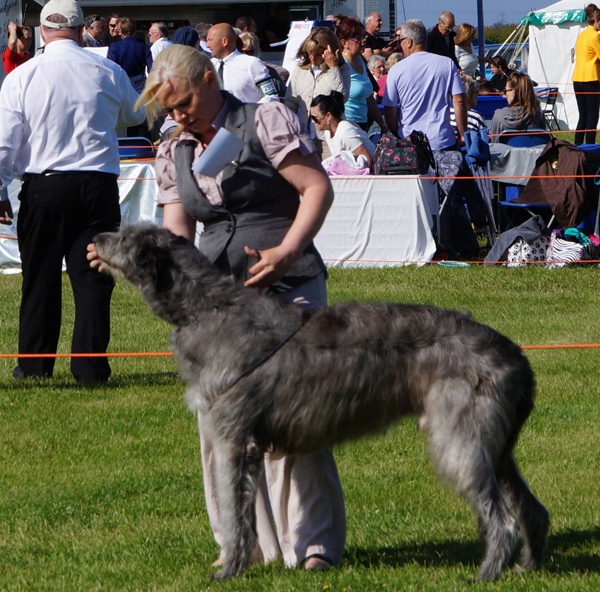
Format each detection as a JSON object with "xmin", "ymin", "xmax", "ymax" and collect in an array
[
  {"xmin": 490, "ymin": 63, "xmax": 500, "ymax": 75},
  {"xmin": 505, "ymin": 83, "xmax": 516, "ymax": 105},
  {"xmin": 342, "ymin": 34, "xmax": 365, "ymax": 57},
  {"xmin": 310, "ymin": 106, "xmax": 330, "ymax": 131},
  {"xmin": 17, "ymin": 29, "xmax": 32, "ymax": 54},
  {"xmin": 370, "ymin": 61, "xmax": 386, "ymax": 79},
  {"xmin": 308, "ymin": 49, "xmax": 325, "ymax": 67}
]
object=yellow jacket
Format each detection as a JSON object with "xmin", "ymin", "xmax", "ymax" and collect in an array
[{"xmin": 573, "ymin": 25, "xmax": 600, "ymax": 82}]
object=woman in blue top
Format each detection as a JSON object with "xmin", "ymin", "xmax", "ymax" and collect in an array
[{"xmin": 336, "ymin": 16, "xmax": 386, "ymax": 132}]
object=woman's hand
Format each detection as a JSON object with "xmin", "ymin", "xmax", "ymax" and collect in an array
[{"xmin": 324, "ymin": 44, "xmax": 340, "ymax": 69}]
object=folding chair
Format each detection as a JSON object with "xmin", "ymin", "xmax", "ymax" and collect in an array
[
  {"xmin": 497, "ymin": 128, "xmax": 555, "ymax": 229},
  {"xmin": 462, "ymin": 128, "xmax": 497, "ymax": 246},
  {"xmin": 536, "ymin": 87, "xmax": 560, "ymax": 131},
  {"xmin": 497, "ymin": 128, "xmax": 553, "ymax": 148},
  {"xmin": 118, "ymin": 137, "xmax": 155, "ymax": 159}
]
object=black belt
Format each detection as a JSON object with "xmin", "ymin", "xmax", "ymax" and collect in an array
[{"xmin": 22, "ymin": 170, "xmax": 117, "ymax": 180}]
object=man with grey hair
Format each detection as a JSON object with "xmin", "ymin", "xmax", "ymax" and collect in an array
[
  {"xmin": 427, "ymin": 10, "xmax": 459, "ymax": 68},
  {"xmin": 362, "ymin": 12, "xmax": 392, "ymax": 59},
  {"xmin": 383, "ymin": 19, "xmax": 466, "ymax": 150},
  {"xmin": 148, "ymin": 21, "xmax": 172, "ymax": 60},
  {"xmin": 0, "ymin": 0, "xmax": 145, "ymax": 383},
  {"xmin": 83, "ymin": 14, "xmax": 106, "ymax": 47},
  {"xmin": 384, "ymin": 20, "xmax": 486, "ymax": 256}
]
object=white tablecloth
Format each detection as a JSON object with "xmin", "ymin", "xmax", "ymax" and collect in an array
[
  {"xmin": 0, "ymin": 163, "xmax": 438, "ymax": 272},
  {"xmin": 320, "ymin": 175, "xmax": 437, "ymax": 267}
]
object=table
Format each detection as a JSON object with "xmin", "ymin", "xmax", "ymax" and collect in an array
[
  {"xmin": 0, "ymin": 163, "xmax": 438, "ymax": 272},
  {"xmin": 320, "ymin": 175, "xmax": 437, "ymax": 267}
]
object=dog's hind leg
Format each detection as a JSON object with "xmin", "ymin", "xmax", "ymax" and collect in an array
[
  {"xmin": 211, "ymin": 438, "xmax": 263, "ymax": 579},
  {"xmin": 423, "ymin": 381, "xmax": 520, "ymax": 581},
  {"xmin": 497, "ymin": 455, "xmax": 549, "ymax": 572},
  {"xmin": 467, "ymin": 474, "xmax": 520, "ymax": 581}
]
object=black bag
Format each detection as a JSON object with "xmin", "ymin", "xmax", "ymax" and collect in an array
[{"xmin": 371, "ymin": 130, "xmax": 435, "ymax": 175}]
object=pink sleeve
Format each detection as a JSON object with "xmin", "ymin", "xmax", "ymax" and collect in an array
[
  {"xmin": 254, "ymin": 102, "xmax": 317, "ymax": 169},
  {"xmin": 155, "ymin": 138, "xmax": 182, "ymax": 206}
]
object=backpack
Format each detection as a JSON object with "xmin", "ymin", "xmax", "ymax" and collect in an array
[{"xmin": 371, "ymin": 130, "xmax": 435, "ymax": 175}]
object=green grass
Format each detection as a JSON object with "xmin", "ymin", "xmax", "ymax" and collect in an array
[{"xmin": 1, "ymin": 266, "xmax": 599, "ymax": 591}]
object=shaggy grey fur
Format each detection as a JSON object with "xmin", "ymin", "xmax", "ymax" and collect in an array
[{"xmin": 94, "ymin": 223, "xmax": 549, "ymax": 581}]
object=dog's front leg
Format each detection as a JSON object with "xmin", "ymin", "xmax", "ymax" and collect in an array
[{"xmin": 212, "ymin": 438, "xmax": 263, "ymax": 579}]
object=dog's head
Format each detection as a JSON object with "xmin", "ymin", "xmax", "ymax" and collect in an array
[
  {"xmin": 95, "ymin": 223, "xmax": 181, "ymax": 288},
  {"xmin": 94, "ymin": 223, "xmax": 205, "ymax": 324}
]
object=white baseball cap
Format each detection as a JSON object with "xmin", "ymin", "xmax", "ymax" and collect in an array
[{"xmin": 40, "ymin": 0, "xmax": 85, "ymax": 29}]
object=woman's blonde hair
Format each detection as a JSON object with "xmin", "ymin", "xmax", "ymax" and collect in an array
[
  {"xmin": 454, "ymin": 23, "xmax": 476, "ymax": 46},
  {"xmin": 295, "ymin": 27, "xmax": 343, "ymax": 71},
  {"xmin": 239, "ymin": 31, "xmax": 260, "ymax": 56},
  {"xmin": 385, "ymin": 52, "xmax": 403, "ymax": 69},
  {"xmin": 508, "ymin": 71, "xmax": 542, "ymax": 126},
  {"xmin": 135, "ymin": 44, "xmax": 217, "ymax": 126}
]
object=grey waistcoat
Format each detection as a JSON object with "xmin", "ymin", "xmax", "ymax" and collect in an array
[{"xmin": 175, "ymin": 93, "xmax": 325, "ymax": 292}]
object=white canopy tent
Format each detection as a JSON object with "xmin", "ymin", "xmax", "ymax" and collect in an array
[{"xmin": 524, "ymin": 0, "xmax": 587, "ymax": 131}]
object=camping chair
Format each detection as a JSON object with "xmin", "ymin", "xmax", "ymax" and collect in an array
[
  {"xmin": 497, "ymin": 128, "xmax": 553, "ymax": 148},
  {"xmin": 461, "ymin": 128, "xmax": 497, "ymax": 246},
  {"xmin": 498, "ymin": 193, "xmax": 555, "ymax": 231},
  {"xmin": 118, "ymin": 137, "xmax": 155, "ymax": 160},
  {"xmin": 497, "ymin": 129, "xmax": 555, "ymax": 229},
  {"xmin": 536, "ymin": 87, "xmax": 560, "ymax": 131}
]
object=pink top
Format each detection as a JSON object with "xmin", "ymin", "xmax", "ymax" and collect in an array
[{"xmin": 155, "ymin": 100, "xmax": 315, "ymax": 207}]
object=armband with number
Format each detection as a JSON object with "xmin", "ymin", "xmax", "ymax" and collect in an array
[{"xmin": 256, "ymin": 77, "xmax": 278, "ymax": 98}]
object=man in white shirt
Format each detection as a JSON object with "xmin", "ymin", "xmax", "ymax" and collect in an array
[
  {"xmin": 206, "ymin": 23, "xmax": 278, "ymax": 103},
  {"xmin": 148, "ymin": 22, "xmax": 172, "ymax": 60},
  {"xmin": 0, "ymin": 0, "xmax": 145, "ymax": 383}
]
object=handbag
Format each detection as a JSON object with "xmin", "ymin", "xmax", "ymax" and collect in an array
[{"xmin": 371, "ymin": 130, "xmax": 435, "ymax": 175}]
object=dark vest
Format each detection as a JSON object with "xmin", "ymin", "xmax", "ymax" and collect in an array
[{"xmin": 175, "ymin": 93, "xmax": 325, "ymax": 292}]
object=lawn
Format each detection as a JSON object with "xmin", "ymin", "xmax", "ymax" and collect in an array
[{"xmin": 0, "ymin": 265, "xmax": 599, "ymax": 591}]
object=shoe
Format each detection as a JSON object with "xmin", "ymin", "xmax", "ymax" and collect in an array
[
  {"xmin": 13, "ymin": 366, "xmax": 51, "ymax": 379},
  {"xmin": 304, "ymin": 555, "xmax": 332, "ymax": 571}
]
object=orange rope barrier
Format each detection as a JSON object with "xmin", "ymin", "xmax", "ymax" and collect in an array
[
  {"xmin": 322, "ymin": 258, "xmax": 600, "ymax": 265},
  {"xmin": 0, "ymin": 345, "xmax": 598, "ymax": 359}
]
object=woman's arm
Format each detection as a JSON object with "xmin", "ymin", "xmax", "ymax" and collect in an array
[
  {"xmin": 352, "ymin": 143, "xmax": 372, "ymax": 166},
  {"xmin": 243, "ymin": 149, "xmax": 333, "ymax": 289},
  {"xmin": 162, "ymin": 202, "xmax": 197, "ymax": 242}
]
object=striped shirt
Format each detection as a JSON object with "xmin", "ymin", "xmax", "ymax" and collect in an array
[{"xmin": 449, "ymin": 106, "xmax": 487, "ymax": 133}]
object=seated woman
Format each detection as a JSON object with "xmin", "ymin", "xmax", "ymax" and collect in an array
[
  {"xmin": 310, "ymin": 91, "xmax": 376, "ymax": 167},
  {"xmin": 488, "ymin": 56, "xmax": 513, "ymax": 92},
  {"xmin": 490, "ymin": 71, "xmax": 546, "ymax": 140}
]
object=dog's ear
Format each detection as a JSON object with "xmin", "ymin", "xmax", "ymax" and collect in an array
[
  {"xmin": 154, "ymin": 249, "xmax": 176, "ymax": 293},
  {"xmin": 135, "ymin": 243, "xmax": 176, "ymax": 293}
]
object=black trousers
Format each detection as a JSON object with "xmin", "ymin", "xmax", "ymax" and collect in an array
[
  {"xmin": 574, "ymin": 80, "xmax": 600, "ymax": 145},
  {"xmin": 16, "ymin": 171, "xmax": 121, "ymax": 382}
]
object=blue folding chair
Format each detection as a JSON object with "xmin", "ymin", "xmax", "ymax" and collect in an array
[
  {"xmin": 497, "ymin": 128, "xmax": 554, "ymax": 229},
  {"xmin": 497, "ymin": 128, "xmax": 553, "ymax": 148}
]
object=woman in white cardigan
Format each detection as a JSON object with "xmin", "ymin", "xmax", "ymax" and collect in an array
[{"xmin": 284, "ymin": 27, "xmax": 351, "ymax": 140}]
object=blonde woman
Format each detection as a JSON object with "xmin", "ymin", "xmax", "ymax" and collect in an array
[
  {"xmin": 284, "ymin": 27, "xmax": 350, "ymax": 135},
  {"xmin": 454, "ymin": 23, "xmax": 479, "ymax": 78},
  {"xmin": 572, "ymin": 3, "xmax": 600, "ymax": 144},
  {"xmin": 131, "ymin": 44, "xmax": 346, "ymax": 573},
  {"xmin": 490, "ymin": 71, "xmax": 545, "ymax": 140}
]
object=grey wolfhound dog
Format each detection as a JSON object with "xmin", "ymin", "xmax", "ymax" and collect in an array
[{"xmin": 94, "ymin": 223, "xmax": 549, "ymax": 581}]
